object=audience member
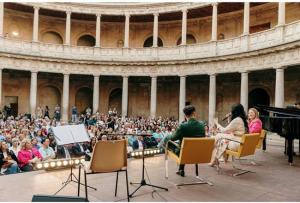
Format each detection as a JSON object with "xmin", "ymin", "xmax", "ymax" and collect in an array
[
  {"xmin": 39, "ymin": 138, "xmax": 56, "ymax": 161},
  {"xmin": 0, "ymin": 141, "xmax": 20, "ymax": 174},
  {"xmin": 18, "ymin": 139, "xmax": 42, "ymax": 172}
]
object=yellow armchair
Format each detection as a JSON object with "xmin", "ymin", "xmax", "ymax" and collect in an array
[
  {"xmin": 225, "ymin": 133, "xmax": 260, "ymax": 176},
  {"xmin": 165, "ymin": 137, "xmax": 215, "ymax": 187}
]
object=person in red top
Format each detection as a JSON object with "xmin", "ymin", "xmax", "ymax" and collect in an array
[
  {"xmin": 18, "ymin": 139, "xmax": 42, "ymax": 172},
  {"xmin": 248, "ymin": 108, "xmax": 263, "ymax": 133}
]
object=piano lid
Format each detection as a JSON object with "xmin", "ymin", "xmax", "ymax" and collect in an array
[{"xmin": 255, "ymin": 105, "xmax": 300, "ymax": 118}]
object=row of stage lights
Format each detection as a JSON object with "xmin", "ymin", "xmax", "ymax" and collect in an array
[
  {"xmin": 130, "ymin": 148, "xmax": 162, "ymax": 157},
  {"xmin": 35, "ymin": 148, "xmax": 162, "ymax": 170},
  {"xmin": 36, "ymin": 158, "xmax": 85, "ymax": 170}
]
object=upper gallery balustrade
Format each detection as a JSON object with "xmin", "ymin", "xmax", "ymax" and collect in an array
[{"xmin": 0, "ymin": 20, "xmax": 299, "ymax": 62}]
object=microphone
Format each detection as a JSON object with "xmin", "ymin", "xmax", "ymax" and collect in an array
[{"xmin": 222, "ymin": 113, "xmax": 231, "ymax": 121}]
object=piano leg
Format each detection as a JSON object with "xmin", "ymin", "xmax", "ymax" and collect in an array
[
  {"xmin": 263, "ymin": 135, "xmax": 267, "ymax": 151},
  {"xmin": 287, "ymin": 136, "xmax": 293, "ymax": 165},
  {"xmin": 284, "ymin": 139, "xmax": 287, "ymax": 155}
]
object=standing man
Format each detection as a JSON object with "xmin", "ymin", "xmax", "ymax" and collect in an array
[
  {"xmin": 71, "ymin": 106, "xmax": 77, "ymax": 123},
  {"xmin": 162, "ymin": 105, "xmax": 205, "ymax": 177}
]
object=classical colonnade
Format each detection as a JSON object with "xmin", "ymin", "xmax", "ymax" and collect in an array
[
  {"xmin": 0, "ymin": 67, "xmax": 285, "ymax": 127},
  {"xmin": 0, "ymin": 2, "xmax": 286, "ymax": 46}
]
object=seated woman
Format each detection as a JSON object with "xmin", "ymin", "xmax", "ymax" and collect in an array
[
  {"xmin": 0, "ymin": 141, "xmax": 20, "ymax": 175},
  {"xmin": 18, "ymin": 139, "xmax": 42, "ymax": 172},
  {"xmin": 209, "ymin": 104, "xmax": 248, "ymax": 167},
  {"xmin": 248, "ymin": 108, "xmax": 263, "ymax": 133},
  {"xmin": 9, "ymin": 138, "xmax": 20, "ymax": 157}
]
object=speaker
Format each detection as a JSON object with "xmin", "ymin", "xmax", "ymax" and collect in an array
[{"xmin": 32, "ymin": 195, "xmax": 88, "ymax": 202}]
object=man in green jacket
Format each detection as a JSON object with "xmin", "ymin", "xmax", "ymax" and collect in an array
[{"xmin": 163, "ymin": 105, "xmax": 205, "ymax": 177}]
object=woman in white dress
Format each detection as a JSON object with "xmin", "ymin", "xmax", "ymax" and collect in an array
[{"xmin": 209, "ymin": 104, "xmax": 249, "ymax": 167}]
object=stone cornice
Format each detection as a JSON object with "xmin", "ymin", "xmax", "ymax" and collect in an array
[
  {"xmin": 18, "ymin": 2, "xmax": 205, "ymax": 16},
  {"xmin": 1, "ymin": 40, "xmax": 299, "ymax": 67},
  {"xmin": 1, "ymin": 41, "xmax": 300, "ymax": 77}
]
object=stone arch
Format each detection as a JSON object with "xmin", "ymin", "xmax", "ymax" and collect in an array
[
  {"xmin": 75, "ymin": 87, "xmax": 93, "ymax": 114},
  {"xmin": 41, "ymin": 31, "xmax": 64, "ymax": 44},
  {"xmin": 76, "ymin": 34, "xmax": 96, "ymax": 47},
  {"xmin": 176, "ymin": 34, "xmax": 197, "ymax": 45},
  {"xmin": 38, "ymin": 85, "xmax": 61, "ymax": 118},
  {"xmin": 108, "ymin": 88, "xmax": 122, "ymax": 115},
  {"xmin": 249, "ymin": 88, "xmax": 271, "ymax": 114},
  {"xmin": 143, "ymin": 36, "xmax": 163, "ymax": 47}
]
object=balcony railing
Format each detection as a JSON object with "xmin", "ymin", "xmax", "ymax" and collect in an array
[{"xmin": 0, "ymin": 20, "xmax": 299, "ymax": 63}]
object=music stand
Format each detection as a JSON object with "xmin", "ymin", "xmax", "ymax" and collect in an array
[
  {"xmin": 52, "ymin": 124, "xmax": 97, "ymax": 195},
  {"xmin": 129, "ymin": 134, "xmax": 168, "ymax": 198}
]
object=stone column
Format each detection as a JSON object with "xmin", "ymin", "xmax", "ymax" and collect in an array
[
  {"xmin": 0, "ymin": 68, "xmax": 3, "ymax": 109},
  {"xmin": 62, "ymin": 74, "xmax": 70, "ymax": 121},
  {"xmin": 32, "ymin": 6, "xmax": 39, "ymax": 42},
  {"xmin": 122, "ymin": 76, "xmax": 128, "ymax": 118},
  {"xmin": 65, "ymin": 11, "xmax": 71, "ymax": 46},
  {"xmin": 179, "ymin": 76, "xmax": 186, "ymax": 123},
  {"xmin": 29, "ymin": 71, "xmax": 38, "ymax": 117},
  {"xmin": 243, "ymin": 2, "xmax": 250, "ymax": 35},
  {"xmin": 181, "ymin": 9, "xmax": 187, "ymax": 45},
  {"xmin": 93, "ymin": 75, "xmax": 100, "ymax": 113},
  {"xmin": 124, "ymin": 14, "xmax": 130, "ymax": 48},
  {"xmin": 278, "ymin": 2, "xmax": 286, "ymax": 26},
  {"xmin": 275, "ymin": 67, "xmax": 285, "ymax": 108},
  {"xmin": 150, "ymin": 76, "xmax": 157, "ymax": 118},
  {"xmin": 209, "ymin": 74, "xmax": 216, "ymax": 127},
  {"xmin": 0, "ymin": 2, "xmax": 3, "ymax": 37},
  {"xmin": 153, "ymin": 13, "xmax": 159, "ymax": 47},
  {"xmin": 211, "ymin": 3, "xmax": 218, "ymax": 41},
  {"xmin": 95, "ymin": 14, "xmax": 101, "ymax": 47},
  {"xmin": 240, "ymin": 71, "xmax": 249, "ymax": 111}
]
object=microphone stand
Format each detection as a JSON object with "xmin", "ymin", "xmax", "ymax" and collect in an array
[{"xmin": 129, "ymin": 140, "xmax": 168, "ymax": 198}]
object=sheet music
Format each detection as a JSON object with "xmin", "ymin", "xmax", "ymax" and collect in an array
[{"xmin": 52, "ymin": 124, "xmax": 90, "ymax": 145}]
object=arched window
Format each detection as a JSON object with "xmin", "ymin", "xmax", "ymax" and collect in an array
[
  {"xmin": 77, "ymin": 35, "xmax": 96, "ymax": 47},
  {"xmin": 143, "ymin": 36, "xmax": 163, "ymax": 47},
  {"xmin": 176, "ymin": 34, "xmax": 197, "ymax": 45},
  {"xmin": 41, "ymin": 31, "xmax": 63, "ymax": 44}
]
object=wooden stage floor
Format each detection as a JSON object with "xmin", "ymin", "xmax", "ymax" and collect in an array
[{"xmin": 0, "ymin": 134, "xmax": 300, "ymax": 202}]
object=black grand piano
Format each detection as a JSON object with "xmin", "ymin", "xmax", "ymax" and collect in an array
[{"xmin": 256, "ymin": 105, "xmax": 300, "ymax": 165}]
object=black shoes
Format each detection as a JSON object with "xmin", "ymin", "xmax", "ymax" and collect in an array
[{"xmin": 176, "ymin": 170, "xmax": 185, "ymax": 177}]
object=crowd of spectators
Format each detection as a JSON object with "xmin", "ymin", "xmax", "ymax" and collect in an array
[{"xmin": 0, "ymin": 105, "xmax": 185, "ymax": 175}]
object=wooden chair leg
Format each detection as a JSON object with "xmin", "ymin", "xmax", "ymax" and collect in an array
[
  {"xmin": 125, "ymin": 169, "xmax": 130, "ymax": 202},
  {"xmin": 77, "ymin": 165, "xmax": 81, "ymax": 197},
  {"xmin": 115, "ymin": 171, "xmax": 119, "ymax": 197},
  {"xmin": 84, "ymin": 170, "xmax": 88, "ymax": 201}
]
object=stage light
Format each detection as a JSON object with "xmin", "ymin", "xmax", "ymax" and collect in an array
[
  {"xmin": 69, "ymin": 160, "xmax": 74, "ymax": 165},
  {"xmin": 74, "ymin": 159, "xmax": 80, "ymax": 164},
  {"xmin": 50, "ymin": 162, "xmax": 56, "ymax": 167},
  {"xmin": 57, "ymin": 161, "xmax": 62, "ymax": 166},
  {"xmin": 80, "ymin": 159, "xmax": 85, "ymax": 163},
  {"xmin": 43, "ymin": 163, "xmax": 49, "ymax": 168},
  {"xmin": 36, "ymin": 163, "xmax": 43, "ymax": 169},
  {"xmin": 63, "ymin": 160, "xmax": 68, "ymax": 166},
  {"xmin": 139, "ymin": 151, "xmax": 143, "ymax": 156}
]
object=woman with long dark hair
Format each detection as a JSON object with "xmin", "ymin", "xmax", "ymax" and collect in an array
[{"xmin": 209, "ymin": 103, "xmax": 248, "ymax": 167}]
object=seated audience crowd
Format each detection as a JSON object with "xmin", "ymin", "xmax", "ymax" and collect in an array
[{"xmin": 0, "ymin": 104, "xmax": 262, "ymax": 175}]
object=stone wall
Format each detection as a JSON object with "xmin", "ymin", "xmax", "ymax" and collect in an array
[{"xmin": 3, "ymin": 3, "xmax": 300, "ymax": 48}]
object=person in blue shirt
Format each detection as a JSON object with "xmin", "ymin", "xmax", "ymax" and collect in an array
[{"xmin": 39, "ymin": 138, "xmax": 55, "ymax": 161}]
